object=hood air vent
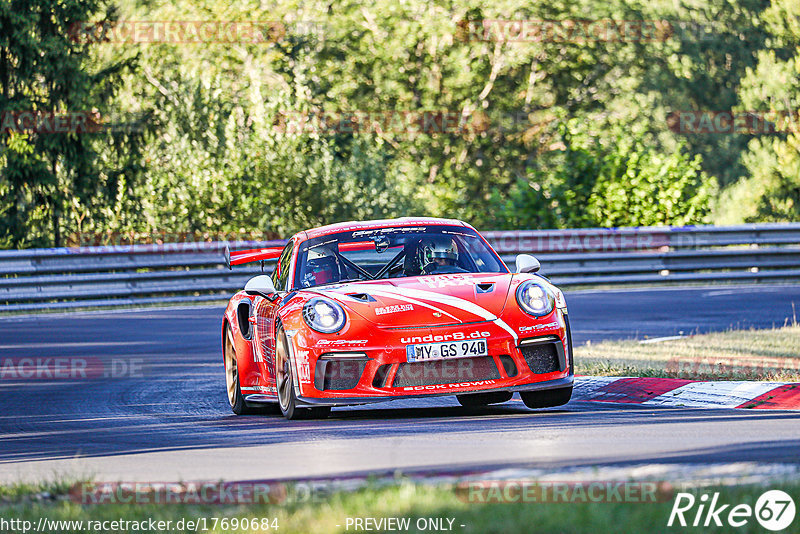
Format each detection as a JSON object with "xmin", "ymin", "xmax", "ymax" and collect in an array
[
  {"xmin": 476, "ymin": 283, "xmax": 495, "ymax": 293},
  {"xmin": 346, "ymin": 292, "xmax": 376, "ymax": 302}
]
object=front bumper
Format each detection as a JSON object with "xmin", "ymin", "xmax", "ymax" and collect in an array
[
  {"xmin": 261, "ymin": 308, "xmax": 574, "ymax": 406},
  {"xmin": 283, "ymin": 376, "xmax": 574, "ymax": 407}
]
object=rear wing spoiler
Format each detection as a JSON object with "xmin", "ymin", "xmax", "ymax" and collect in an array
[
  {"xmin": 224, "ymin": 245, "xmax": 283, "ymax": 270},
  {"xmin": 223, "ymin": 239, "xmax": 380, "ymax": 269}
]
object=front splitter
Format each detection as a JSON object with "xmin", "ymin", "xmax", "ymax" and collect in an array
[{"xmin": 243, "ymin": 376, "xmax": 573, "ymax": 407}]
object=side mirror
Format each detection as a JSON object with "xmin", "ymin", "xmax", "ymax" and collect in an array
[
  {"xmin": 515, "ymin": 254, "xmax": 541, "ymax": 273},
  {"xmin": 244, "ymin": 275, "xmax": 278, "ymax": 299}
]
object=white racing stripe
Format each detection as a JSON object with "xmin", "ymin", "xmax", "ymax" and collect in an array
[
  {"xmin": 369, "ymin": 286, "xmax": 520, "ymax": 342},
  {"xmin": 363, "ymin": 288, "xmax": 460, "ymax": 322},
  {"xmin": 388, "ymin": 286, "xmax": 495, "ymax": 320},
  {"xmin": 492, "ymin": 318, "xmax": 519, "ymax": 343},
  {"xmin": 401, "ymin": 287, "xmax": 520, "ymax": 342}
]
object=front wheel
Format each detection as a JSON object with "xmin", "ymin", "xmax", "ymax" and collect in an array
[
  {"xmin": 520, "ymin": 386, "xmax": 572, "ymax": 409},
  {"xmin": 275, "ymin": 325, "xmax": 330, "ymax": 420},
  {"xmin": 456, "ymin": 391, "xmax": 513, "ymax": 407}
]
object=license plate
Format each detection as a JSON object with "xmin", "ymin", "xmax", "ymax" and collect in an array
[{"xmin": 406, "ymin": 339, "xmax": 488, "ymax": 362}]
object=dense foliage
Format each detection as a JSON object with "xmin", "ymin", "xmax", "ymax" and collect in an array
[{"xmin": 0, "ymin": 0, "xmax": 796, "ymax": 246}]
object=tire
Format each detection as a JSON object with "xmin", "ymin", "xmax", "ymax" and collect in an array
[
  {"xmin": 275, "ymin": 324, "xmax": 330, "ymax": 420},
  {"xmin": 224, "ymin": 324, "xmax": 259, "ymax": 415},
  {"xmin": 520, "ymin": 386, "xmax": 573, "ymax": 409},
  {"xmin": 456, "ymin": 391, "xmax": 513, "ymax": 407}
]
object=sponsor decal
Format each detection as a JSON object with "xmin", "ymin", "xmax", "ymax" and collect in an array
[
  {"xmin": 294, "ymin": 350, "xmax": 311, "ymax": 382},
  {"xmin": 418, "ymin": 274, "xmax": 475, "ymax": 289},
  {"xmin": 401, "ymin": 379, "xmax": 496, "ymax": 391},
  {"xmin": 375, "ymin": 304, "xmax": 414, "ymax": 316},
  {"xmin": 352, "ymin": 227, "xmax": 425, "ymax": 237},
  {"xmin": 519, "ymin": 321, "xmax": 560, "ymax": 333},
  {"xmin": 315, "ymin": 339, "xmax": 368, "ymax": 347},
  {"xmin": 553, "ymin": 288, "xmax": 567, "ymax": 308},
  {"xmin": 298, "ymin": 362, "xmax": 311, "ymax": 382},
  {"xmin": 252, "ymin": 344, "xmax": 265, "ymax": 363},
  {"xmin": 401, "ymin": 330, "xmax": 491, "ymax": 345}
]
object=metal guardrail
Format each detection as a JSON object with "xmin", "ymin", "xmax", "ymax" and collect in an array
[{"xmin": 1, "ymin": 224, "xmax": 799, "ymax": 312}]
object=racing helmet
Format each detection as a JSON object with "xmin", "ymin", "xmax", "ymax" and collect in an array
[
  {"xmin": 418, "ymin": 235, "xmax": 459, "ymax": 268},
  {"xmin": 303, "ymin": 255, "xmax": 339, "ymax": 286}
]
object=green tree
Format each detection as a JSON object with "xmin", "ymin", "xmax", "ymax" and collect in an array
[
  {"xmin": 0, "ymin": 0, "xmax": 144, "ymax": 247},
  {"xmin": 719, "ymin": 0, "xmax": 800, "ymax": 222},
  {"xmin": 9, "ymin": 0, "xmax": 787, "ymax": 244},
  {"xmin": 486, "ymin": 121, "xmax": 715, "ymax": 229},
  {"xmin": 637, "ymin": 0, "xmax": 771, "ymax": 188}
]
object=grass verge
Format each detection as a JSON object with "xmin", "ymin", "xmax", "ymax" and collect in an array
[
  {"xmin": 574, "ymin": 324, "xmax": 800, "ymax": 381},
  {"xmin": 1, "ymin": 479, "xmax": 799, "ymax": 533}
]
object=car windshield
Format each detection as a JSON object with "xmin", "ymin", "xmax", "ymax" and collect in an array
[{"xmin": 293, "ymin": 225, "xmax": 507, "ymax": 289}]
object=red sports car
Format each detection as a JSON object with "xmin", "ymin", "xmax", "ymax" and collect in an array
[{"xmin": 222, "ymin": 217, "xmax": 573, "ymax": 419}]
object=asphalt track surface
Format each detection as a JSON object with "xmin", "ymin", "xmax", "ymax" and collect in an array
[{"xmin": 0, "ymin": 284, "xmax": 799, "ymax": 483}]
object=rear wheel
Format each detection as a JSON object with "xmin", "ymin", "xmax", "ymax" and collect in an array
[
  {"xmin": 275, "ymin": 325, "xmax": 331, "ymax": 420},
  {"xmin": 456, "ymin": 391, "xmax": 513, "ymax": 407},
  {"xmin": 520, "ymin": 386, "xmax": 572, "ymax": 409}
]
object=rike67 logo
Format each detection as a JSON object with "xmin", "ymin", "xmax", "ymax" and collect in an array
[{"xmin": 668, "ymin": 490, "xmax": 796, "ymax": 531}]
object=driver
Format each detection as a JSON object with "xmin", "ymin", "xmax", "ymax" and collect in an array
[
  {"xmin": 417, "ymin": 236, "xmax": 468, "ymax": 274},
  {"xmin": 301, "ymin": 250, "xmax": 340, "ymax": 287}
]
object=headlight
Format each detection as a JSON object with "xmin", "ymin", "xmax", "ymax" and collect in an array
[
  {"xmin": 303, "ymin": 297, "xmax": 347, "ymax": 333},
  {"xmin": 515, "ymin": 280, "xmax": 555, "ymax": 317}
]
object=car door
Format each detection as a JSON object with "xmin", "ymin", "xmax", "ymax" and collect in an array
[{"xmin": 255, "ymin": 240, "xmax": 294, "ymax": 391}]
